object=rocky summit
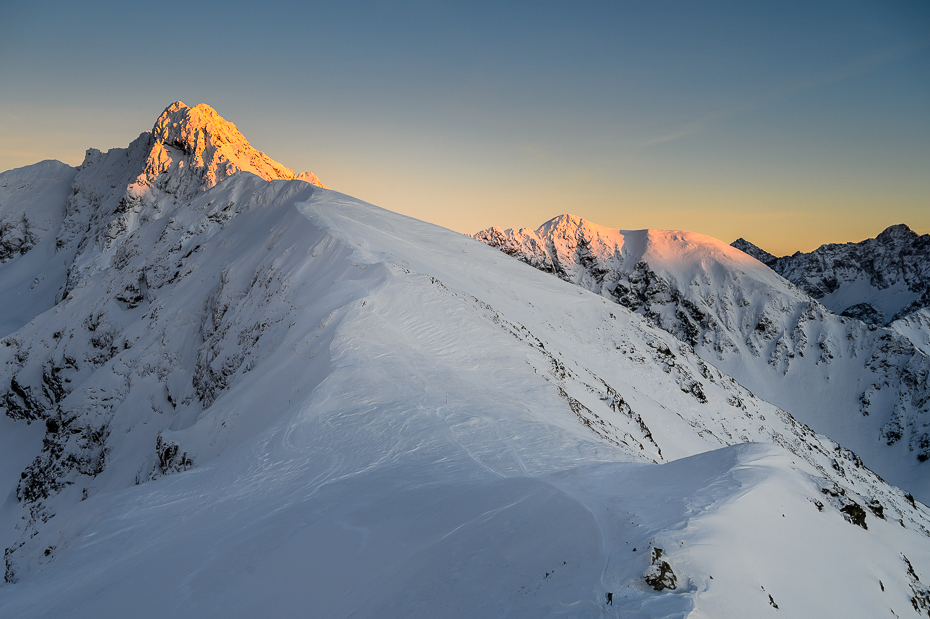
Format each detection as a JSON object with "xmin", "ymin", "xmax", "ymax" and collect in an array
[{"xmin": 732, "ymin": 224, "xmax": 930, "ymax": 325}]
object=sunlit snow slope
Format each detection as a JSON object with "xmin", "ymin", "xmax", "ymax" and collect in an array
[
  {"xmin": 1, "ymin": 105, "xmax": 929, "ymax": 618},
  {"xmin": 476, "ymin": 216, "xmax": 930, "ymax": 501}
]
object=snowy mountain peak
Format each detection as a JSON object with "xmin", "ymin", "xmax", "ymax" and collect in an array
[
  {"xmin": 50, "ymin": 102, "xmax": 326, "ymax": 296},
  {"xmin": 731, "ymin": 237, "xmax": 776, "ymax": 264},
  {"xmin": 877, "ymin": 223, "xmax": 916, "ymax": 243},
  {"xmin": 537, "ymin": 213, "xmax": 583, "ymax": 233},
  {"xmin": 477, "ymin": 215, "xmax": 930, "ymax": 497},
  {"xmin": 146, "ymin": 100, "xmax": 325, "ymax": 193},
  {"xmin": 153, "ymin": 101, "xmax": 231, "ymax": 142},
  {"xmin": 476, "ymin": 214, "xmax": 774, "ymax": 291},
  {"xmin": 731, "ymin": 224, "xmax": 930, "ymax": 324}
]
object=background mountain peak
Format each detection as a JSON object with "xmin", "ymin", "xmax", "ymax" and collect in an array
[
  {"xmin": 731, "ymin": 223, "xmax": 930, "ymax": 324},
  {"xmin": 877, "ymin": 223, "xmax": 915, "ymax": 242}
]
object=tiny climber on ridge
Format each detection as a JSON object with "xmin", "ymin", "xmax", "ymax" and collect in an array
[{"xmin": 606, "ymin": 591, "xmax": 613, "ymax": 605}]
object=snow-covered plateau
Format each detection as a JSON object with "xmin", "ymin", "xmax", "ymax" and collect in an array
[{"xmin": 1, "ymin": 103, "xmax": 929, "ymax": 618}]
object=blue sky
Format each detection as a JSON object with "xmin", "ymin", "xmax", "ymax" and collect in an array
[{"xmin": 1, "ymin": 0, "xmax": 928, "ymax": 253}]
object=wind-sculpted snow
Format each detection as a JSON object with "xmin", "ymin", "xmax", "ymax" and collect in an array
[
  {"xmin": 733, "ymin": 224, "xmax": 930, "ymax": 325},
  {"xmin": 476, "ymin": 215, "xmax": 930, "ymax": 499},
  {"xmin": 1, "ymin": 105, "xmax": 930, "ymax": 617},
  {"xmin": 4, "ymin": 179, "xmax": 930, "ymax": 617}
]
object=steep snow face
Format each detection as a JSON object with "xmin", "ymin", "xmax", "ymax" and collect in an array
[
  {"xmin": 732, "ymin": 224, "xmax": 930, "ymax": 324},
  {"xmin": 893, "ymin": 309, "xmax": 930, "ymax": 357},
  {"xmin": 0, "ymin": 160, "xmax": 76, "ymax": 264},
  {"xmin": 476, "ymin": 215, "xmax": 930, "ymax": 496},
  {"xmin": 0, "ymin": 161, "xmax": 79, "ymax": 337}
]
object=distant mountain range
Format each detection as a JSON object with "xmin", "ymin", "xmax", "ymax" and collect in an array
[
  {"xmin": 476, "ymin": 216, "xmax": 930, "ymax": 498},
  {"xmin": 732, "ymin": 224, "xmax": 930, "ymax": 325}
]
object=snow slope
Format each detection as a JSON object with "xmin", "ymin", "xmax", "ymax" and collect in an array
[
  {"xmin": 893, "ymin": 308, "xmax": 930, "ymax": 357},
  {"xmin": 0, "ymin": 160, "xmax": 76, "ymax": 264},
  {"xmin": 475, "ymin": 215, "xmax": 930, "ymax": 499},
  {"xmin": 0, "ymin": 161, "xmax": 78, "ymax": 336},
  {"xmin": 1, "ymin": 105, "xmax": 929, "ymax": 617}
]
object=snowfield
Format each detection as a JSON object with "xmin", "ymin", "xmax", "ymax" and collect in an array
[{"xmin": 1, "ymin": 103, "xmax": 929, "ymax": 618}]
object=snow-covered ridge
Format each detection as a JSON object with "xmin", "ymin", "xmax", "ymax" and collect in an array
[
  {"xmin": 1, "ymin": 105, "xmax": 930, "ymax": 616},
  {"xmin": 733, "ymin": 224, "xmax": 930, "ymax": 325},
  {"xmin": 476, "ymin": 215, "xmax": 930, "ymax": 498}
]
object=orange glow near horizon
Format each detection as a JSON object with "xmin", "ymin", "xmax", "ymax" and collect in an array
[{"xmin": 0, "ymin": 100, "xmax": 926, "ymax": 259}]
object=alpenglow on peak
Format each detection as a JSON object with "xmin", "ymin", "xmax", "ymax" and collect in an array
[
  {"xmin": 48, "ymin": 101, "xmax": 327, "ymax": 297},
  {"xmin": 145, "ymin": 101, "xmax": 326, "ymax": 192}
]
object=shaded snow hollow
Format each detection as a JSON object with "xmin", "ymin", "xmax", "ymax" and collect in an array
[{"xmin": 0, "ymin": 105, "xmax": 929, "ymax": 618}]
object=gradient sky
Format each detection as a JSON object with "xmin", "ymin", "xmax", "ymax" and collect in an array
[{"xmin": 1, "ymin": 1, "xmax": 928, "ymax": 255}]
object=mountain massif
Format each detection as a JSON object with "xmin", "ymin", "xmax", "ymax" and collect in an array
[
  {"xmin": 0, "ymin": 103, "xmax": 928, "ymax": 618},
  {"xmin": 732, "ymin": 225, "xmax": 930, "ymax": 325},
  {"xmin": 475, "ymin": 216, "xmax": 930, "ymax": 500}
]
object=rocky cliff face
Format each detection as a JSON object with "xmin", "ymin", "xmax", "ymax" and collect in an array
[
  {"xmin": 732, "ymin": 224, "xmax": 930, "ymax": 325},
  {"xmin": 475, "ymin": 215, "xmax": 930, "ymax": 494}
]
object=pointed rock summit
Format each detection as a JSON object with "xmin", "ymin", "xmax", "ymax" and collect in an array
[
  {"xmin": 145, "ymin": 101, "xmax": 325, "ymax": 194},
  {"xmin": 876, "ymin": 223, "xmax": 915, "ymax": 243},
  {"xmin": 730, "ymin": 238, "xmax": 776, "ymax": 265},
  {"xmin": 730, "ymin": 223, "xmax": 930, "ymax": 324},
  {"xmin": 54, "ymin": 102, "xmax": 327, "ymax": 298}
]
